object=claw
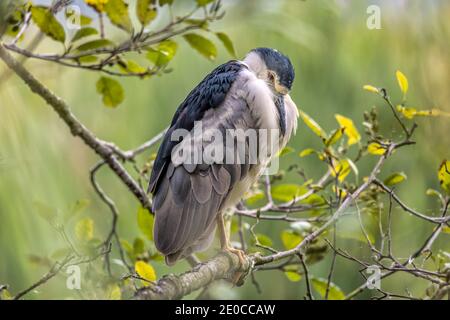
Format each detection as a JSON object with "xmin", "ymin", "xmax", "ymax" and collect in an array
[{"xmin": 224, "ymin": 246, "xmax": 247, "ymax": 268}]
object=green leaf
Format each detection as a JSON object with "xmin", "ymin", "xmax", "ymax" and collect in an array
[
  {"xmin": 244, "ymin": 191, "xmax": 265, "ymax": 205},
  {"xmin": 271, "ymin": 184, "xmax": 307, "ymax": 202},
  {"xmin": 184, "ymin": 18, "xmax": 209, "ymax": 29},
  {"xmin": 281, "ymin": 230, "xmax": 302, "ymax": 250},
  {"xmin": 4, "ymin": 9, "xmax": 25, "ymax": 38},
  {"xmin": 197, "ymin": 0, "xmax": 215, "ymax": 6},
  {"xmin": 137, "ymin": 0, "xmax": 157, "ymax": 26},
  {"xmin": 302, "ymin": 193, "xmax": 326, "ymax": 206},
  {"xmin": 118, "ymin": 60, "xmax": 148, "ymax": 75},
  {"xmin": 75, "ymin": 218, "xmax": 94, "ymax": 242},
  {"xmin": 183, "ymin": 33, "xmax": 217, "ymax": 61},
  {"xmin": 383, "ymin": 172, "xmax": 407, "ymax": 186},
  {"xmin": 215, "ymin": 32, "xmax": 236, "ymax": 58},
  {"xmin": 253, "ymin": 233, "xmax": 273, "ymax": 247},
  {"xmin": 120, "ymin": 239, "xmax": 134, "ymax": 259},
  {"xmin": 96, "ymin": 76, "xmax": 124, "ymax": 108},
  {"xmin": 284, "ymin": 271, "xmax": 302, "ymax": 282},
  {"xmin": 146, "ymin": 40, "xmax": 178, "ymax": 67},
  {"xmin": 159, "ymin": 0, "xmax": 174, "ymax": 5},
  {"xmin": 34, "ymin": 201, "xmax": 58, "ymax": 226},
  {"xmin": 311, "ymin": 277, "xmax": 345, "ymax": 300},
  {"xmin": 71, "ymin": 27, "xmax": 98, "ymax": 42},
  {"xmin": 137, "ymin": 207, "xmax": 154, "ymax": 241},
  {"xmin": 425, "ymin": 188, "xmax": 441, "ymax": 198},
  {"xmin": 105, "ymin": 0, "xmax": 132, "ymax": 32},
  {"xmin": 65, "ymin": 10, "xmax": 92, "ymax": 26},
  {"xmin": 74, "ymin": 39, "xmax": 113, "ymax": 52},
  {"xmin": 80, "ymin": 15, "xmax": 93, "ymax": 26},
  {"xmin": 133, "ymin": 237, "xmax": 145, "ymax": 255},
  {"xmin": 31, "ymin": 6, "xmax": 65, "ymax": 43},
  {"xmin": 78, "ymin": 56, "xmax": 98, "ymax": 63},
  {"xmin": 135, "ymin": 261, "xmax": 157, "ymax": 285}
]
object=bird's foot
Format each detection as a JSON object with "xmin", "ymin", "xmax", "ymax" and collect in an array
[
  {"xmin": 225, "ymin": 246, "xmax": 247, "ymax": 268},
  {"xmin": 221, "ymin": 245, "xmax": 248, "ymax": 286}
]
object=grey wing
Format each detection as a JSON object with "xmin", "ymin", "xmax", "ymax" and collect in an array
[{"xmin": 152, "ymin": 88, "xmax": 255, "ymax": 264}]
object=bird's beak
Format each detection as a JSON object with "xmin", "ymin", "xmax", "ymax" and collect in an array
[{"xmin": 274, "ymin": 82, "xmax": 289, "ymax": 95}]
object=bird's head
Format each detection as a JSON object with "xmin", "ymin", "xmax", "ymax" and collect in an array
[{"xmin": 243, "ymin": 47, "xmax": 295, "ymax": 95}]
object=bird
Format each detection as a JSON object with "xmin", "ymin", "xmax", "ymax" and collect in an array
[{"xmin": 148, "ymin": 47, "xmax": 298, "ymax": 266}]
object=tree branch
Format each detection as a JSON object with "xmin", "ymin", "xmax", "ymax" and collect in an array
[
  {"xmin": 0, "ymin": 43, "xmax": 151, "ymax": 211},
  {"xmin": 134, "ymin": 252, "xmax": 250, "ymax": 300}
]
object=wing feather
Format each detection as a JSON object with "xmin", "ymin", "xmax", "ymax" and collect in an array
[{"xmin": 148, "ymin": 60, "xmax": 245, "ymax": 194}]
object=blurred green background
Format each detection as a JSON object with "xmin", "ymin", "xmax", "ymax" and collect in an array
[{"xmin": 0, "ymin": 0, "xmax": 449, "ymax": 299}]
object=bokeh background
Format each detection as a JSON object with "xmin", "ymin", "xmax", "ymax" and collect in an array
[{"xmin": 1, "ymin": 0, "xmax": 449, "ymax": 299}]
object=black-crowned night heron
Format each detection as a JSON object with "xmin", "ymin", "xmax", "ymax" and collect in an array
[{"xmin": 148, "ymin": 47, "xmax": 298, "ymax": 265}]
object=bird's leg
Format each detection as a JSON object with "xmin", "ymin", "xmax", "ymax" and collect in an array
[{"xmin": 217, "ymin": 213, "xmax": 246, "ymax": 269}]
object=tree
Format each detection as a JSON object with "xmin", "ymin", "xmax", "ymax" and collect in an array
[{"xmin": 0, "ymin": 0, "xmax": 449, "ymax": 300}]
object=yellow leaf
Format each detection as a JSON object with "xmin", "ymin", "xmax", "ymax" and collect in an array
[
  {"xmin": 284, "ymin": 271, "xmax": 302, "ymax": 282},
  {"xmin": 299, "ymin": 110, "xmax": 327, "ymax": 138},
  {"xmin": 325, "ymin": 127, "xmax": 345, "ymax": 146},
  {"xmin": 75, "ymin": 218, "xmax": 94, "ymax": 242},
  {"xmin": 0, "ymin": 289, "xmax": 12, "ymax": 300},
  {"xmin": 281, "ymin": 230, "xmax": 302, "ymax": 250},
  {"xmin": 363, "ymin": 85, "xmax": 379, "ymax": 93},
  {"xmin": 311, "ymin": 277, "xmax": 345, "ymax": 300},
  {"xmin": 438, "ymin": 160, "xmax": 450, "ymax": 194},
  {"xmin": 108, "ymin": 284, "xmax": 121, "ymax": 300},
  {"xmin": 332, "ymin": 185, "xmax": 347, "ymax": 198},
  {"xmin": 367, "ymin": 142, "xmax": 386, "ymax": 155},
  {"xmin": 135, "ymin": 261, "xmax": 157, "ymax": 285},
  {"xmin": 397, "ymin": 105, "xmax": 450, "ymax": 119},
  {"xmin": 383, "ymin": 172, "xmax": 407, "ymax": 186},
  {"xmin": 330, "ymin": 158, "xmax": 351, "ymax": 182},
  {"xmin": 299, "ymin": 148, "xmax": 316, "ymax": 157},
  {"xmin": 396, "ymin": 70, "xmax": 409, "ymax": 96},
  {"xmin": 396, "ymin": 105, "xmax": 416, "ymax": 119},
  {"xmin": 335, "ymin": 114, "xmax": 361, "ymax": 145},
  {"xmin": 85, "ymin": 0, "xmax": 109, "ymax": 12},
  {"xmin": 277, "ymin": 146, "xmax": 294, "ymax": 157}
]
